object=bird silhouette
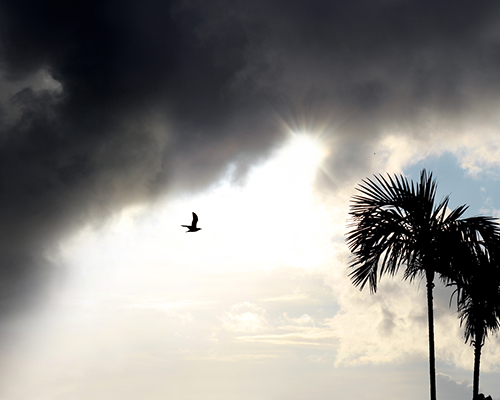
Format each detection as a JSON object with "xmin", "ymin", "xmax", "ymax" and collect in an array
[{"xmin": 181, "ymin": 212, "xmax": 202, "ymax": 232}]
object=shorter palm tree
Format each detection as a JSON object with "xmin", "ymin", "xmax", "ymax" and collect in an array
[{"xmin": 447, "ymin": 219, "xmax": 500, "ymax": 400}]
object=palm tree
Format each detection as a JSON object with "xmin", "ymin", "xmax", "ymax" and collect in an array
[
  {"xmin": 446, "ymin": 220, "xmax": 500, "ymax": 400},
  {"xmin": 345, "ymin": 169, "xmax": 469, "ymax": 400}
]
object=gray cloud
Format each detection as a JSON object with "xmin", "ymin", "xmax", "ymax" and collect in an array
[
  {"xmin": 180, "ymin": 0, "xmax": 500, "ymax": 180},
  {"xmin": 436, "ymin": 373, "xmax": 471, "ymax": 400},
  {"xmin": 0, "ymin": 0, "xmax": 500, "ymax": 316}
]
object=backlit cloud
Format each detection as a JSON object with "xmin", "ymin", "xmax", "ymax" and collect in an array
[
  {"xmin": 2, "ymin": 1, "xmax": 500, "ymax": 399},
  {"xmin": 221, "ymin": 302, "xmax": 270, "ymax": 333}
]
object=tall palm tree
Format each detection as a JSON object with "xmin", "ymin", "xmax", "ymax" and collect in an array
[
  {"xmin": 345, "ymin": 170, "xmax": 469, "ymax": 400},
  {"xmin": 446, "ymin": 220, "xmax": 500, "ymax": 400}
]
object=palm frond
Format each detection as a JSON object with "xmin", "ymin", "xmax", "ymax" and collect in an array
[
  {"xmin": 444, "ymin": 217, "xmax": 500, "ymax": 345},
  {"xmin": 347, "ymin": 169, "xmax": 472, "ymax": 291}
]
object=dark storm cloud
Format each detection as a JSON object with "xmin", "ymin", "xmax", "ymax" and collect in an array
[
  {"xmin": 0, "ymin": 0, "xmax": 500, "ymax": 314},
  {"xmin": 173, "ymin": 0, "xmax": 500, "ymax": 183}
]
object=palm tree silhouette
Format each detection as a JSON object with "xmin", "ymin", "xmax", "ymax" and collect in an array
[
  {"xmin": 346, "ymin": 170, "xmax": 468, "ymax": 400},
  {"xmin": 446, "ymin": 219, "xmax": 500, "ymax": 400}
]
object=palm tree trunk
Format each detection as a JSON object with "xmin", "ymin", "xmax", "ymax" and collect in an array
[
  {"xmin": 426, "ymin": 270, "xmax": 437, "ymax": 400},
  {"xmin": 473, "ymin": 329, "xmax": 483, "ymax": 400}
]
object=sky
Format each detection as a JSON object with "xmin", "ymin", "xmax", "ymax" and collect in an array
[{"xmin": 1, "ymin": 0, "xmax": 500, "ymax": 399}]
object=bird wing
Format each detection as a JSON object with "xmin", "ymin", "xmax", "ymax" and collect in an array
[{"xmin": 192, "ymin": 212, "xmax": 198, "ymax": 228}]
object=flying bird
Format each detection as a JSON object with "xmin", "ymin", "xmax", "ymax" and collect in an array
[{"xmin": 181, "ymin": 212, "xmax": 202, "ymax": 232}]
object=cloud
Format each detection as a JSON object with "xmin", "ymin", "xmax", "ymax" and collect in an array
[
  {"xmin": 281, "ymin": 312, "xmax": 315, "ymax": 326},
  {"xmin": 307, "ymin": 353, "xmax": 329, "ymax": 364},
  {"xmin": 236, "ymin": 333, "xmax": 332, "ymax": 347},
  {"xmin": 0, "ymin": 0, "xmax": 500, "ymax": 328},
  {"xmin": 261, "ymin": 294, "xmax": 310, "ymax": 302},
  {"xmin": 322, "ymin": 243, "xmax": 477, "ymax": 368},
  {"xmin": 127, "ymin": 299, "xmax": 219, "ymax": 324},
  {"xmin": 436, "ymin": 373, "xmax": 472, "ymax": 400},
  {"xmin": 235, "ymin": 314, "xmax": 337, "ymax": 347},
  {"xmin": 230, "ymin": 308, "xmax": 338, "ymax": 348},
  {"xmin": 220, "ymin": 302, "xmax": 270, "ymax": 332},
  {"xmin": 128, "ymin": 299, "xmax": 219, "ymax": 312}
]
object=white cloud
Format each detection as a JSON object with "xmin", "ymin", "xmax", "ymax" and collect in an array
[
  {"xmin": 308, "ymin": 353, "xmax": 329, "ymax": 363},
  {"xmin": 127, "ymin": 299, "xmax": 219, "ymax": 324},
  {"xmin": 236, "ymin": 330, "xmax": 336, "ymax": 347},
  {"xmin": 322, "ymin": 243, "xmax": 478, "ymax": 368},
  {"xmin": 128, "ymin": 299, "xmax": 218, "ymax": 312},
  {"xmin": 220, "ymin": 302, "xmax": 270, "ymax": 332},
  {"xmin": 281, "ymin": 312, "xmax": 315, "ymax": 326},
  {"xmin": 372, "ymin": 126, "xmax": 500, "ymax": 181},
  {"xmin": 261, "ymin": 293, "xmax": 309, "ymax": 302},
  {"xmin": 233, "ymin": 312, "xmax": 337, "ymax": 348}
]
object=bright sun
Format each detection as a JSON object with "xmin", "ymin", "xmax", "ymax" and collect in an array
[{"xmin": 271, "ymin": 133, "xmax": 328, "ymax": 184}]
